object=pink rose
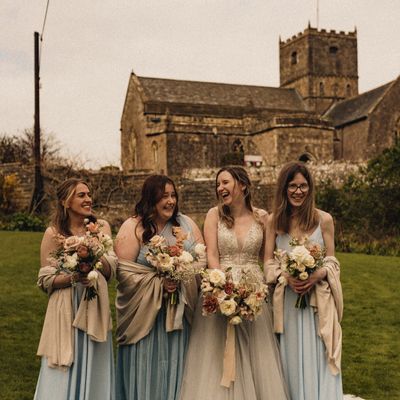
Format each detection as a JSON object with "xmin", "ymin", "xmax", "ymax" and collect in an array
[
  {"xmin": 77, "ymin": 245, "xmax": 90, "ymax": 259},
  {"xmin": 64, "ymin": 236, "xmax": 83, "ymax": 252}
]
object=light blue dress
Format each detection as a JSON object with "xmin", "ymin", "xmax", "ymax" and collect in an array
[
  {"xmin": 34, "ymin": 284, "xmax": 115, "ymax": 400},
  {"xmin": 276, "ymin": 225, "xmax": 343, "ymax": 400},
  {"xmin": 116, "ymin": 215, "xmax": 194, "ymax": 400}
]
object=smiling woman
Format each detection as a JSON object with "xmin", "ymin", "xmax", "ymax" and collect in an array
[{"xmin": 114, "ymin": 174, "xmax": 204, "ymax": 400}]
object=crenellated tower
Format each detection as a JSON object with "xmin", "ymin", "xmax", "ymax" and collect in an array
[{"xmin": 279, "ymin": 25, "xmax": 358, "ymax": 114}]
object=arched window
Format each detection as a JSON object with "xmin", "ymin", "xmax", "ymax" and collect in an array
[
  {"xmin": 346, "ymin": 84, "xmax": 352, "ymax": 97},
  {"xmin": 319, "ymin": 82, "xmax": 325, "ymax": 96},
  {"xmin": 299, "ymin": 153, "xmax": 311, "ymax": 162},
  {"xmin": 152, "ymin": 141, "xmax": 158, "ymax": 165},
  {"xmin": 232, "ymin": 139, "xmax": 244, "ymax": 153},
  {"xmin": 291, "ymin": 51, "xmax": 298, "ymax": 65},
  {"xmin": 329, "ymin": 46, "xmax": 338, "ymax": 55},
  {"xmin": 333, "ymin": 83, "xmax": 339, "ymax": 98}
]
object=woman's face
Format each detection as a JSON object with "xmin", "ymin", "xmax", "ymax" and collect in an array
[
  {"xmin": 155, "ymin": 183, "xmax": 177, "ymax": 222},
  {"xmin": 286, "ymin": 172, "xmax": 309, "ymax": 208},
  {"xmin": 67, "ymin": 183, "xmax": 92, "ymax": 218},
  {"xmin": 216, "ymin": 171, "xmax": 244, "ymax": 206}
]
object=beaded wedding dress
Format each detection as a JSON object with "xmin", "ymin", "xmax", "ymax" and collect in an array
[{"xmin": 179, "ymin": 220, "xmax": 289, "ymax": 400}]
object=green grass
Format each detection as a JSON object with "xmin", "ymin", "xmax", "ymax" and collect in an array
[{"xmin": 0, "ymin": 231, "xmax": 399, "ymax": 399}]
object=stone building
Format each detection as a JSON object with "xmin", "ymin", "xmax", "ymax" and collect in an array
[{"xmin": 121, "ymin": 25, "xmax": 399, "ymax": 175}]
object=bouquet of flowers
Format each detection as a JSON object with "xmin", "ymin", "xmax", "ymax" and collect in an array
[
  {"xmin": 145, "ymin": 226, "xmax": 206, "ymax": 304},
  {"xmin": 49, "ymin": 218, "xmax": 114, "ymax": 300},
  {"xmin": 274, "ymin": 237, "xmax": 326, "ymax": 308},
  {"xmin": 201, "ymin": 266, "xmax": 268, "ymax": 325}
]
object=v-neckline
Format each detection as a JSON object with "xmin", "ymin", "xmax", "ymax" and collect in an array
[{"xmin": 232, "ymin": 220, "xmax": 257, "ymax": 253}]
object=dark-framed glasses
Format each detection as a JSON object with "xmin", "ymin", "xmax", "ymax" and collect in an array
[{"xmin": 287, "ymin": 183, "xmax": 309, "ymax": 193}]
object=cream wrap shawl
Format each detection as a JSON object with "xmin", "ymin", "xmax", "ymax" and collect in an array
[
  {"xmin": 265, "ymin": 255, "xmax": 343, "ymax": 375},
  {"xmin": 36, "ymin": 253, "xmax": 117, "ymax": 369},
  {"xmin": 116, "ymin": 259, "xmax": 199, "ymax": 345}
]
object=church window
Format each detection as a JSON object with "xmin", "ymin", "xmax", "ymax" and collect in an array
[
  {"xmin": 346, "ymin": 84, "xmax": 352, "ymax": 97},
  {"xmin": 291, "ymin": 51, "xmax": 298, "ymax": 65},
  {"xmin": 152, "ymin": 141, "xmax": 158, "ymax": 165},
  {"xmin": 299, "ymin": 153, "xmax": 311, "ymax": 162},
  {"xmin": 333, "ymin": 83, "xmax": 339, "ymax": 97},
  {"xmin": 329, "ymin": 46, "xmax": 338, "ymax": 54},
  {"xmin": 319, "ymin": 82, "xmax": 325, "ymax": 96},
  {"xmin": 232, "ymin": 139, "xmax": 244, "ymax": 153}
]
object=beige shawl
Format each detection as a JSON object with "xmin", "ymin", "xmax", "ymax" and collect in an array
[
  {"xmin": 265, "ymin": 255, "xmax": 343, "ymax": 375},
  {"xmin": 36, "ymin": 253, "xmax": 117, "ymax": 369},
  {"xmin": 116, "ymin": 259, "xmax": 199, "ymax": 345}
]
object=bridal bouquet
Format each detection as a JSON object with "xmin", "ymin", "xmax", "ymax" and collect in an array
[
  {"xmin": 201, "ymin": 267, "xmax": 268, "ymax": 325},
  {"xmin": 49, "ymin": 218, "xmax": 114, "ymax": 300},
  {"xmin": 274, "ymin": 237, "xmax": 326, "ymax": 308},
  {"xmin": 145, "ymin": 226, "xmax": 206, "ymax": 304}
]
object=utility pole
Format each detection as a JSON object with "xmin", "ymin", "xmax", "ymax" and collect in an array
[{"xmin": 29, "ymin": 31, "xmax": 44, "ymax": 213}]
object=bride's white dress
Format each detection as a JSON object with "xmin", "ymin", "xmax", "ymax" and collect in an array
[{"xmin": 179, "ymin": 221, "xmax": 289, "ymax": 400}]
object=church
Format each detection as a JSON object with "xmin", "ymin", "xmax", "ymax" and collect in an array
[{"xmin": 120, "ymin": 25, "xmax": 400, "ymax": 176}]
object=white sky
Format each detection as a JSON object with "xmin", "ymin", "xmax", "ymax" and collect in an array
[{"xmin": 1, "ymin": 0, "xmax": 399, "ymax": 168}]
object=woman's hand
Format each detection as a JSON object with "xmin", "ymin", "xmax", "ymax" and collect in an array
[
  {"xmin": 288, "ymin": 268, "xmax": 327, "ymax": 295},
  {"xmin": 163, "ymin": 277, "xmax": 178, "ymax": 293}
]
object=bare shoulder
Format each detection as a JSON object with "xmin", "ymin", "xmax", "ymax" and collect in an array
[
  {"xmin": 317, "ymin": 209, "xmax": 334, "ymax": 229},
  {"xmin": 206, "ymin": 206, "xmax": 219, "ymax": 221},
  {"xmin": 98, "ymin": 219, "xmax": 111, "ymax": 232},
  {"xmin": 43, "ymin": 226, "xmax": 57, "ymax": 238},
  {"xmin": 181, "ymin": 214, "xmax": 199, "ymax": 229}
]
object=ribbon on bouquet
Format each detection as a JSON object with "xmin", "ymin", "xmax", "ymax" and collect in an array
[
  {"xmin": 165, "ymin": 285, "xmax": 188, "ymax": 332},
  {"xmin": 220, "ymin": 323, "xmax": 236, "ymax": 388}
]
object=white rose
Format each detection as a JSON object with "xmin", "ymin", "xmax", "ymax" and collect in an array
[
  {"xmin": 179, "ymin": 251, "xmax": 194, "ymax": 264},
  {"xmin": 201, "ymin": 281, "xmax": 213, "ymax": 292},
  {"xmin": 149, "ymin": 235, "xmax": 165, "ymax": 248},
  {"xmin": 208, "ymin": 269, "xmax": 226, "ymax": 286},
  {"xmin": 297, "ymin": 264, "xmax": 306, "ymax": 272},
  {"xmin": 229, "ymin": 316, "xmax": 242, "ymax": 325},
  {"xmin": 278, "ymin": 275, "xmax": 288, "ymax": 286},
  {"xmin": 299, "ymin": 271, "xmax": 309, "ymax": 281},
  {"xmin": 88, "ymin": 270, "xmax": 98, "ymax": 282},
  {"xmin": 64, "ymin": 254, "xmax": 78, "ymax": 270},
  {"xmin": 156, "ymin": 253, "xmax": 174, "ymax": 271},
  {"xmin": 244, "ymin": 293, "xmax": 261, "ymax": 310},
  {"xmin": 291, "ymin": 245, "xmax": 311, "ymax": 265},
  {"xmin": 304, "ymin": 255, "xmax": 315, "ymax": 268},
  {"xmin": 220, "ymin": 299, "xmax": 237, "ymax": 316},
  {"xmin": 194, "ymin": 243, "xmax": 206, "ymax": 257}
]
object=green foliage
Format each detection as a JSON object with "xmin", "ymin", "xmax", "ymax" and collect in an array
[
  {"xmin": 317, "ymin": 143, "xmax": 400, "ymax": 255},
  {"xmin": 1, "ymin": 212, "xmax": 46, "ymax": 232},
  {"xmin": 0, "ymin": 231, "xmax": 399, "ymax": 399}
]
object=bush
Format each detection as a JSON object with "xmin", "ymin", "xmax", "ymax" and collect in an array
[
  {"xmin": 1, "ymin": 212, "xmax": 46, "ymax": 232},
  {"xmin": 316, "ymin": 143, "xmax": 400, "ymax": 256}
]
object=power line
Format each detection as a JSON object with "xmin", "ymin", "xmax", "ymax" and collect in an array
[{"xmin": 39, "ymin": 0, "xmax": 50, "ymax": 67}]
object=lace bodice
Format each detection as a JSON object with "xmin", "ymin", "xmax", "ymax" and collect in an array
[{"xmin": 218, "ymin": 220, "xmax": 263, "ymax": 270}]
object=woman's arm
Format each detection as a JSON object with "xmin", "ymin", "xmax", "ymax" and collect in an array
[
  {"xmin": 203, "ymin": 207, "xmax": 220, "ymax": 269},
  {"xmin": 263, "ymin": 213, "xmax": 276, "ymax": 263},
  {"xmin": 115, "ymin": 217, "xmax": 141, "ymax": 262},
  {"xmin": 97, "ymin": 219, "xmax": 113, "ymax": 280},
  {"xmin": 40, "ymin": 227, "xmax": 89, "ymax": 289}
]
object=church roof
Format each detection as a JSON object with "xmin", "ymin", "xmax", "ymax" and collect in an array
[
  {"xmin": 325, "ymin": 81, "xmax": 394, "ymax": 127},
  {"xmin": 136, "ymin": 76, "xmax": 307, "ymax": 113}
]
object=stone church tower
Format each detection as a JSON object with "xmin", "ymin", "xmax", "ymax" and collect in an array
[{"xmin": 279, "ymin": 25, "xmax": 359, "ymax": 114}]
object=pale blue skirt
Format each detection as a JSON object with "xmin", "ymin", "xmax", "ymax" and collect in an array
[
  {"xmin": 34, "ymin": 286, "xmax": 115, "ymax": 400},
  {"xmin": 279, "ymin": 288, "xmax": 343, "ymax": 400},
  {"xmin": 116, "ymin": 304, "xmax": 190, "ymax": 400}
]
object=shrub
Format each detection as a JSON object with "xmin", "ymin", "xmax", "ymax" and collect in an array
[{"xmin": 2, "ymin": 212, "xmax": 46, "ymax": 232}]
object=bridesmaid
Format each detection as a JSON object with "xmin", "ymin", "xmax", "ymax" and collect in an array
[
  {"xmin": 34, "ymin": 178, "xmax": 116, "ymax": 400},
  {"xmin": 115, "ymin": 174, "xmax": 203, "ymax": 400},
  {"xmin": 264, "ymin": 161, "xmax": 343, "ymax": 400}
]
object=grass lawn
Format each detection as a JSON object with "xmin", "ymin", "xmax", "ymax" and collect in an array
[{"xmin": 0, "ymin": 231, "xmax": 399, "ymax": 400}]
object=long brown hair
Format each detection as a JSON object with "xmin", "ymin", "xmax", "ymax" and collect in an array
[
  {"xmin": 216, "ymin": 166, "xmax": 258, "ymax": 229},
  {"xmin": 52, "ymin": 178, "xmax": 96, "ymax": 236},
  {"xmin": 134, "ymin": 175, "xmax": 180, "ymax": 243},
  {"xmin": 272, "ymin": 162, "xmax": 319, "ymax": 234}
]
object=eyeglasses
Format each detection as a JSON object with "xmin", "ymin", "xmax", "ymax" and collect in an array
[{"xmin": 287, "ymin": 183, "xmax": 309, "ymax": 193}]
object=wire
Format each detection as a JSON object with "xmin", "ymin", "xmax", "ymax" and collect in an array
[{"xmin": 39, "ymin": 0, "xmax": 50, "ymax": 67}]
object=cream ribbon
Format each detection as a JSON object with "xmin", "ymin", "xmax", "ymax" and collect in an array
[{"xmin": 220, "ymin": 323, "xmax": 236, "ymax": 387}]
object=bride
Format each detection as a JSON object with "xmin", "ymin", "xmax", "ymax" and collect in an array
[{"xmin": 180, "ymin": 167, "xmax": 289, "ymax": 400}]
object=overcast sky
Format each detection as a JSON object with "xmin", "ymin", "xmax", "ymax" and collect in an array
[{"xmin": 1, "ymin": 0, "xmax": 399, "ymax": 168}]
